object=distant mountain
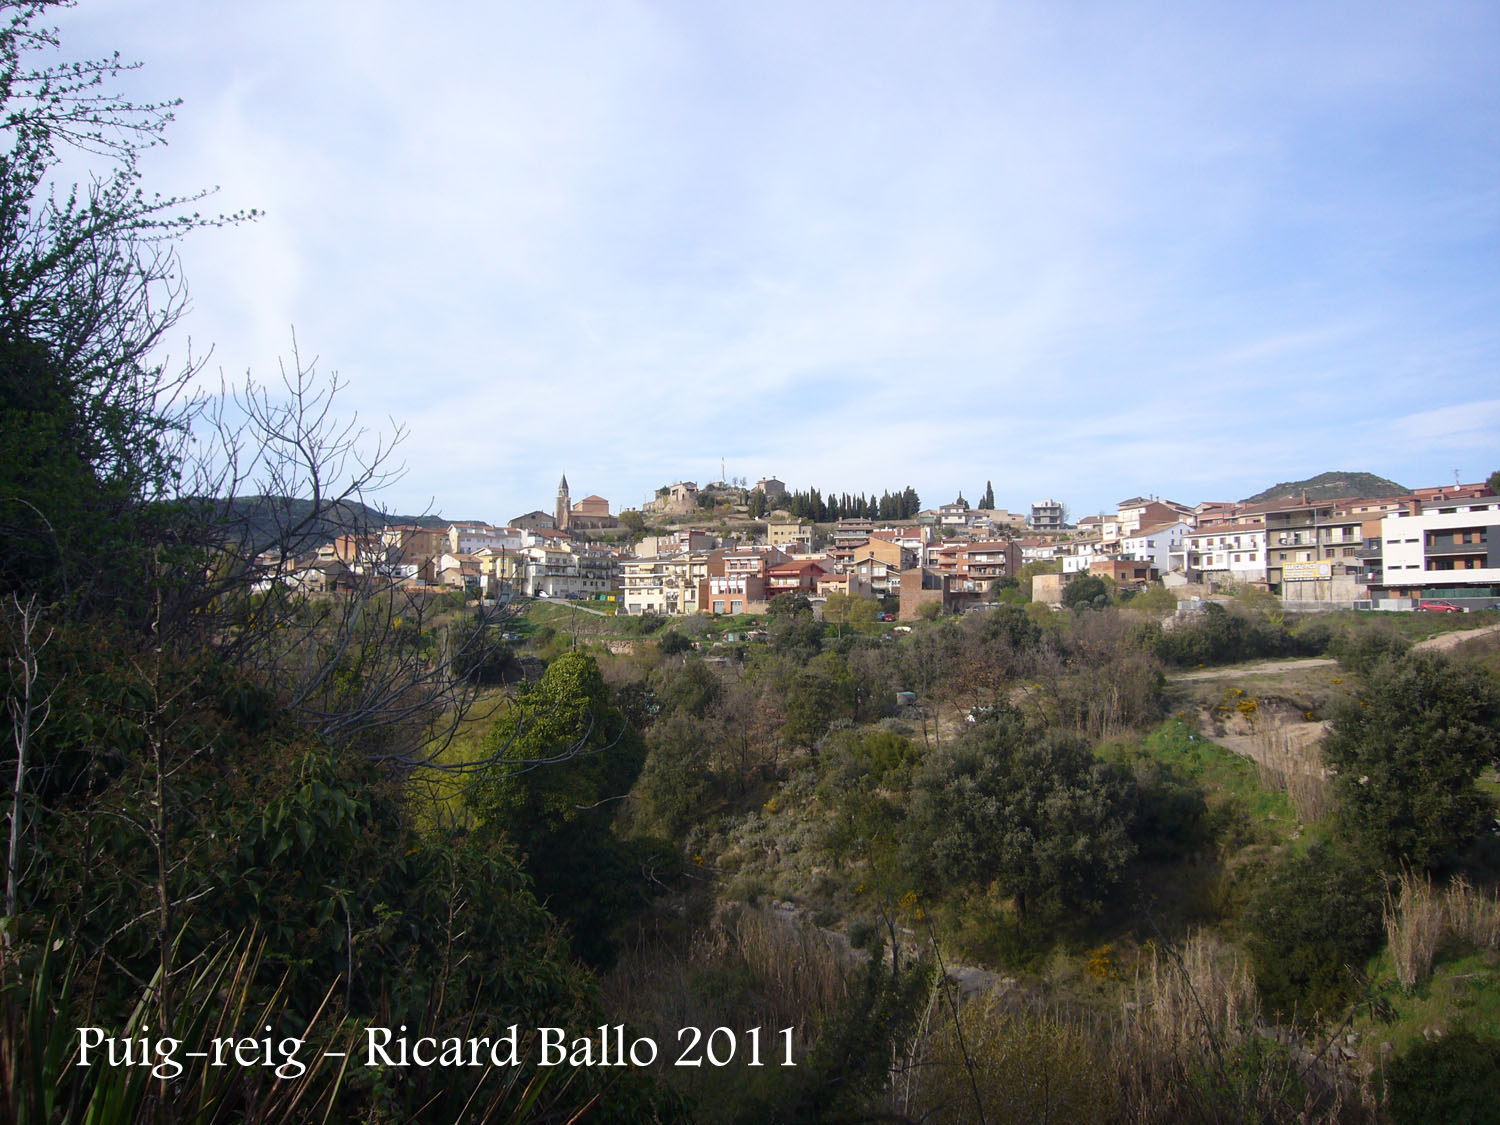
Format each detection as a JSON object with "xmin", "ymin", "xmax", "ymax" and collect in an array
[
  {"xmin": 1240, "ymin": 471, "xmax": 1407, "ymax": 505},
  {"xmin": 216, "ymin": 495, "xmax": 452, "ymax": 554}
]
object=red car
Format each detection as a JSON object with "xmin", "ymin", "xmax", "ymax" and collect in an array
[{"xmin": 1418, "ymin": 601, "xmax": 1464, "ymax": 613}]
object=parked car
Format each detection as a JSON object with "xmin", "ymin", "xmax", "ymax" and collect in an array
[{"xmin": 1418, "ymin": 600, "xmax": 1464, "ymax": 612}]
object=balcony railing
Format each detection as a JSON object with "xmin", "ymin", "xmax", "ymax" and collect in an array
[{"xmin": 1425, "ymin": 538, "xmax": 1488, "ymax": 557}]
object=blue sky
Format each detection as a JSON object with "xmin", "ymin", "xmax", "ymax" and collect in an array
[{"xmin": 57, "ymin": 1, "xmax": 1499, "ymax": 523}]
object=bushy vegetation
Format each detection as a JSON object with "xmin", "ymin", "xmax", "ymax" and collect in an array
[
  {"xmin": 1146, "ymin": 602, "xmax": 1332, "ymax": 667},
  {"xmin": 1324, "ymin": 650, "xmax": 1500, "ymax": 871},
  {"xmin": 1241, "ymin": 842, "xmax": 1386, "ymax": 1018}
]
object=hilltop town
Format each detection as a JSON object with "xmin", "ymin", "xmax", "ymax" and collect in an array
[{"xmin": 265, "ymin": 470, "xmax": 1500, "ymax": 617}]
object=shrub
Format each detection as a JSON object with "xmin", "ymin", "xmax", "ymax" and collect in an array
[
  {"xmin": 1063, "ymin": 574, "xmax": 1109, "ymax": 609},
  {"xmin": 1385, "ymin": 1027, "xmax": 1500, "ymax": 1125},
  {"xmin": 1324, "ymin": 650, "xmax": 1500, "ymax": 871},
  {"xmin": 658, "ymin": 631, "xmax": 692, "ymax": 656},
  {"xmin": 1329, "ymin": 625, "xmax": 1410, "ymax": 674},
  {"xmin": 1241, "ymin": 841, "xmax": 1384, "ymax": 1019},
  {"xmin": 1130, "ymin": 585, "xmax": 1179, "ymax": 616}
]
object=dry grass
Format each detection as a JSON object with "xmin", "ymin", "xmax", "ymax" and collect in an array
[
  {"xmin": 1128, "ymin": 930, "xmax": 1261, "ymax": 1054},
  {"xmin": 602, "ymin": 905, "xmax": 853, "ymax": 1121},
  {"xmin": 1381, "ymin": 870, "xmax": 1500, "ymax": 992},
  {"xmin": 888, "ymin": 931, "xmax": 1373, "ymax": 1124},
  {"xmin": 896, "ymin": 986, "xmax": 1119, "ymax": 1124},
  {"xmin": 603, "ymin": 904, "xmax": 849, "ymax": 1052},
  {"xmin": 1374, "ymin": 870, "xmax": 1500, "ymax": 990},
  {"xmin": 1385, "ymin": 869, "xmax": 1444, "ymax": 990},
  {"xmin": 1253, "ymin": 722, "xmax": 1335, "ymax": 823},
  {"xmin": 1445, "ymin": 876, "xmax": 1500, "ymax": 950}
]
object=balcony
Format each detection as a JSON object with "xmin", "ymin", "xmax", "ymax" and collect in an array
[{"xmin": 1425, "ymin": 538, "xmax": 1488, "ymax": 557}]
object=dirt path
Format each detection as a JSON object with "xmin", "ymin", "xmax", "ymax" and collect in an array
[
  {"xmin": 1412, "ymin": 621, "xmax": 1500, "ymax": 651},
  {"xmin": 1169, "ymin": 657, "xmax": 1336, "ymax": 682}
]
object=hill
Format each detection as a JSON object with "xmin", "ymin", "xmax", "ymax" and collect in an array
[
  {"xmin": 1240, "ymin": 471, "xmax": 1406, "ymax": 505},
  {"xmin": 217, "ymin": 495, "xmax": 453, "ymax": 553}
]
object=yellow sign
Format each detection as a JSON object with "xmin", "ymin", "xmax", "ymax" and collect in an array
[{"xmin": 1283, "ymin": 561, "xmax": 1332, "ymax": 580}]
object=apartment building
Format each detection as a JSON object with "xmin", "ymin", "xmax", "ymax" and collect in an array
[
  {"xmin": 1365, "ymin": 498, "xmax": 1500, "ymax": 607},
  {"xmin": 1116, "ymin": 497, "xmax": 1194, "ymax": 534},
  {"xmin": 518, "ymin": 544, "xmax": 612, "ymax": 599},
  {"xmin": 1179, "ymin": 522, "xmax": 1269, "ymax": 585},
  {"xmin": 1254, "ymin": 498, "xmax": 1369, "ymax": 599},
  {"xmin": 768, "ymin": 521, "xmax": 815, "ymax": 552},
  {"xmin": 765, "ymin": 557, "xmax": 829, "ymax": 599},
  {"xmin": 1029, "ymin": 498, "xmax": 1066, "ymax": 530},
  {"xmin": 620, "ymin": 557, "xmax": 677, "ymax": 615},
  {"xmin": 700, "ymin": 573, "xmax": 767, "ymax": 615}
]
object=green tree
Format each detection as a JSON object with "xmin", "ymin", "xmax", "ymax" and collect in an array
[
  {"xmin": 1062, "ymin": 574, "xmax": 1108, "ymax": 608},
  {"xmin": 781, "ymin": 651, "xmax": 878, "ymax": 748},
  {"xmin": 904, "ymin": 712, "xmax": 1135, "ymax": 920},
  {"xmin": 1487, "ymin": 468, "xmax": 1500, "ymax": 496},
  {"xmin": 0, "ymin": 5, "xmax": 253, "ymax": 617},
  {"xmin": 823, "ymin": 591, "xmax": 879, "ymax": 637},
  {"xmin": 1129, "ymin": 584, "xmax": 1178, "ymax": 615},
  {"xmin": 1323, "ymin": 650, "xmax": 1500, "ymax": 870},
  {"xmin": 633, "ymin": 710, "xmax": 717, "ymax": 838},
  {"xmin": 981, "ymin": 480, "xmax": 995, "ymax": 509},
  {"xmin": 767, "ymin": 591, "xmax": 812, "ymax": 616},
  {"xmin": 471, "ymin": 652, "xmax": 650, "ymax": 964}
]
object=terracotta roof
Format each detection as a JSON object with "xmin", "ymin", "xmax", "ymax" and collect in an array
[
  {"xmin": 1128, "ymin": 520, "xmax": 1187, "ymax": 537},
  {"xmin": 768, "ymin": 558, "xmax": 827, "ymax": 575}
]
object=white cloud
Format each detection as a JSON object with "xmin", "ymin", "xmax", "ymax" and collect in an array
[{"xmin": 47, "ymin": 1, "xmax": 1500, "ymax": 521}]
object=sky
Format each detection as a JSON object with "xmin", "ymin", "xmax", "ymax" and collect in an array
[{"xmin": 52, "ymin": 1, "xmax": 1500, "ymax": 523}]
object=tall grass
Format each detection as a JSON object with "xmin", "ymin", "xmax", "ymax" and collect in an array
[
  {"xmin": 887, "ymin": 931, "xmax": 1372, "ymax": 1124},
  {"xmin": 605, "ymin": 905, "xmax": 849, "ymax": 1041},
  {"xmin": 1385, "ymin": 869, "xmax": 1444, "ymax": 990},
  {"xmin": 1254, "ymin": 724, "xmax": 1334, "ymax": 824},
  {"xmin": 2, "ymin": 931, "xmax": 350, "ymax": 1124},
  {"xmin": 1129, "ymin": 930, "xmax": 1260, "ymax": 1055},
  {"xmin": 1445, "ymin": 876, "xmax": 1500, "ymax": 950},
  {"xmin": 603, "ymin": 905, "xmax": 851, "ymax": 1118},
  {"xmin": 1383, "ymin": 870, "xmax": 1500, "ymax": 990}
]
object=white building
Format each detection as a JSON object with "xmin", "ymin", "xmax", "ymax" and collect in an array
[
  {"xmin": 1181, "ymin": 523, "xmax": 1269, "ymax": 585},
  {"xmin": 1374, "ymin": 499, "xmax": 1500, "ymax": 606},
  {"xmin": 1119, "ymin": 521, "xmax": 1191, "ymax": 575}
]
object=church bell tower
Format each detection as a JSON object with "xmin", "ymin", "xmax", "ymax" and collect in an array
[{"xmin": 555, "ymin": 473, "xmax": 571, "ymax": 531}]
